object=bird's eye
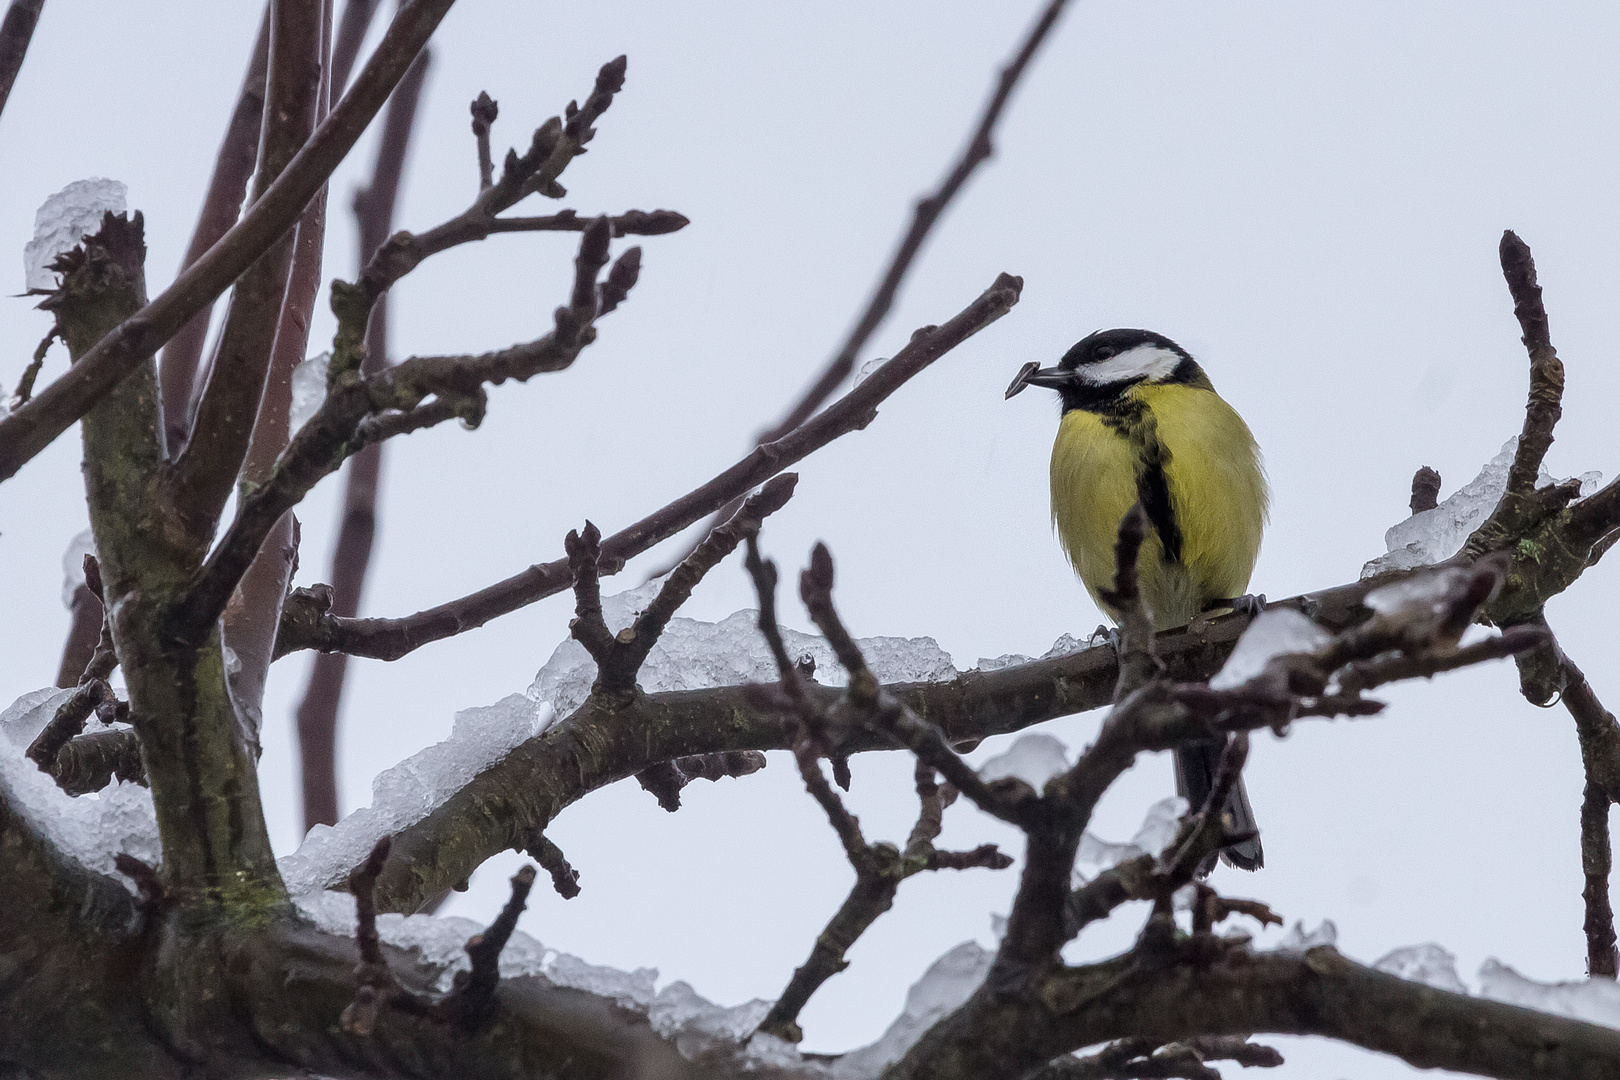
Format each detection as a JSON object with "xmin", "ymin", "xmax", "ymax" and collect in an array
[{"xmin": 1094, "ymin": 346, "xmax": 1116, "ymax": 360}]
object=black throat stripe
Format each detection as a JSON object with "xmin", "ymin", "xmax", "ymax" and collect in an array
[{"xmin": 1092, "ymin": 399, "xmax": 1183, "ymax": 565}]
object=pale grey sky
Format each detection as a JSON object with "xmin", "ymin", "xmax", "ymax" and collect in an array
[{"xmin": 3, "ymin": 3, "xmax": 1619, "ymax": 1076}]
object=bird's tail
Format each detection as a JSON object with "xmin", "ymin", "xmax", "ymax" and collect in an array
[{"xmin": 1174, "ymin": 741, "xmax": 1263, "ymax": 872}]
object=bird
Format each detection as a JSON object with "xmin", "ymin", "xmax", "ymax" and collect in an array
[{"xmin": 1006, "ymin": 328, "xmax": 1269, "ymax": 871}]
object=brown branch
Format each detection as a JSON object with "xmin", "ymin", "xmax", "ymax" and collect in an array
[
  {"xmin": 273, "ymin": 272, "xmax": 1023, "ymax": 662},
  {"xmin": 488, "ymin": 208, "xmax": 689, "ymax": 238},
  {"xmin": 1579, "ymin": 780, "xmax": 1617, "ymax": 979},
  {"xmin": 448, "ymin": 863, "xmax": 537, "ymax": 1024},
  {"xmin": 522, "ymin": 831, "xmax": 580, "ymax": 899},
  {"xmin": 0, "ymin": 0, "xmax": 456, "ymax": 482},
  {"xmin": 160, "ymin": 5, "xmax": 271, "ymax": 451},
  {"xmin": 1498, "ymin": 230, "xmax": 1565, "ymax": 497},
  {"xmin": 54, "ymin": 584, "xmax": 102, "ymax": 688},
  {"xmin": 1557, "ymin": 648, "xmax": 1620, "ymax": 978},
  {"xmin": 749, "ymin": 544, "xmax": 1009, "ymax": 1043},
  {"xmin": 328, "ymin": 0, "xmax": 380, "ymax": 93},
  {"xmin": 471, "ymin": 90, "xmax": 497, "ymax": 189},
  {"xmin": 295, "ymin": 39, "xmax": 431, "ymax": 831},
  {"xmin": 0, "ymin": 0, "xmax": 44, "ymax": 123},
  {"xmin": 171, "ymin": 0, "xmax": 326, "ymax": 537}
]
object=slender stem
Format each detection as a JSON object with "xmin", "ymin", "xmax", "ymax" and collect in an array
[{"xmin": 0, "ymin": 0, "xmax": 44, "ymax": 124}]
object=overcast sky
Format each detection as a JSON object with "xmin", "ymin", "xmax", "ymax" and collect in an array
[{"xmin": 4, "ymin": 3, "xmax": 1620, "ymax": 1077}]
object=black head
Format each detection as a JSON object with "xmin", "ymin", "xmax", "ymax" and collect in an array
[{"xmin": 1005, "ymin": 328, "xmax": 1206, "ymax": 411}]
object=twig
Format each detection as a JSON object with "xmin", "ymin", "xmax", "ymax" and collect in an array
[
  {"xmin": 274, "ymin": 272, "xmax": 1023, "ymax": 661},
  {"xmin": 1410, "ymin": 465, "xmax": 1441, "ymax": 514},
  {"xmin": 159, "ymin": 6, "xmax": 271, "ymax": 451},
  {"xmin": 634, "ymin": 752, "xmax": 767, "ymax": 814},
  {"xmin": 7, "ymin": 330, "xmax": 53, "ymax": 410},
  {"xmin": 0, "ymin": 0, "xmax": 456, "ymax": 482},
  {"xmin": 471, "ymin": 90, "xmax": 496, "ymax": 189},
  {"xmin": 488, "ymin": 208, "xmax": 688, "ymax": 238},
  {"xmin": 294, "ymin": 37, "xmax": 431, "ymax": 831},
  {"xmin": 0, "ymin": 0, "xmax": 45, "ymax": 123},
  {"xmin": 328, "ymin": 0, "xmax": 381, "ymax": 93},
  {"xmin": 1498, "ymin": 230, "xmax": 1564, "ymax": 497},
  {"xmin": 522, "ymin": 832, "xmax": 580, "ymax": 899},
  {"xmin": 448, "ymin": 863, "xmax": 537, "ymax": 1024},
  {"xmin": 1580, "ymin": 779, "xmax": 1617, "ymax": 978},
  {"xmin": 748, "ymin": 543, "xmax": 1009, "ymax": 1043},
  {"xmin": 341, "ymin": 836, "xmax": 407, "ymax": 1036}
]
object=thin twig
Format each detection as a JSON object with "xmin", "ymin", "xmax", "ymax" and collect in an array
[
  {"xmin": 0, "ymin": 0, "xmax": 45, "ymax": 123},
  {"xmin": 449, "ymin": 864, "xmax": 537, "ymax": 1024},
  {"xmin": 1498, "ymin": 230, "xmax": 1565, "ymax": 497},
  {"xmin": 471, "ymin": 90, "xmax": 497, "ymax": 189}
]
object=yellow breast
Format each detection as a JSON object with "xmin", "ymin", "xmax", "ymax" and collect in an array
[{"xmin": 1050, "ymin": 382, "xmax": 1268, "ymax": 630}]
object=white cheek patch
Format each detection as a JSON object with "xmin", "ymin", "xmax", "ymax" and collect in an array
[{"xmin": 1078, "ymin": 344, "xmax": 1184, "ymax": 385}]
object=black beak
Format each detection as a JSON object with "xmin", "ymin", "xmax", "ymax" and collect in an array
[{"xmin": 1004, "ymin": 363, "xmax": 1078, "ymax": 399}]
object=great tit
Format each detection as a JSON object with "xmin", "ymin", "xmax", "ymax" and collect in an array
[{"xmin": 1006, "ymin": 328, "xmax": 1268, "ymax": 870}]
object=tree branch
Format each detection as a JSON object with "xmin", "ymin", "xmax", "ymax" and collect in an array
[
  {"xmin": 0, "ymin": 0, "xmax": 44, "ymax": 124},
  {"xmin": 170, "ymin": 0, "xmax": 325, "ymax": 539},
  {"xmin": 0, "ymin": 0, "xmax": 456, "ymax": 482},
  {"xmin": 274, "ymin": 272, "xmax": 1024, "ymax": 661},
  {"xmin": 1498, "ymin": 230, "xmax": 1564, "ymax": 498},
  {"xmin": 159, "ymin": 5, "xmax": 272, "ymax": 451}
]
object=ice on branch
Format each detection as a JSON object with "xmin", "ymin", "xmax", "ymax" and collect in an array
[
  {"xmin": 975, "ymin": 631, "xmax": 1092, "ymax": 673},
  {"xmin": 60, "ymin": 528, "xmax": 96, "ymax": 608},
  {"xmin": 832, "ymin": 942, "xmax": 994, "ymax": 1078},
  {"xmin": 1209, "ymin": 609, "xmax": 1331, "ymax": 690},
  {"xmin": 1478, "ymin": 960, "xmax": 1620, "ymax": 1028},
  {"xmin": 23, "ymin": 178, "xmax": 128, "ymax": 291},
  {"xmin": 0, "ymin": 688, "xmax": 158, "ymax": 889},
  {"xmin": 1276, "ymin": 919, "xmax": 1338, "ymax": 953},
  {"xmin": 297, "ymin": 888, "xmax": 807, "ymax": 1067},
  {"xmin": 278, "ymin": 695, "xmax": 553, "ymax": 895},
  {"xmin": 1075, "ymin": 796, "xmax": 1188, "ymax": 877},
  {"xmin": 289, "ymin": 351, "xmax": 330, "ymax": 433},
  {"xmin": 978, "ymin": 732, "xmax": 1069, "ymax": 788},
  {"xmin": 1363, "ymin": 438, "xmax": 1602, "ymax": 577},
  {"xmin": 1374, "ymin": 943, "xmax": 1467, "ymax": 994},
  {"xmin": 530, "ymin": 578, "xmax": 957, "ymax": 720}
]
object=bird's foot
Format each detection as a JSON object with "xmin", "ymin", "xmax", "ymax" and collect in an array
[
  {"xmin": 1086, "ymin": 623, "xmax": 1121, "ymax": 652},
  {"xmin": 1203, "ymin": 593, "xmax": 1267, "ymax": 619}
]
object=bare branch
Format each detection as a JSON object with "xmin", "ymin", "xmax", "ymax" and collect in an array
[
  {"xmin": 0, "ymin": 0, "xmax": 44, "ymax": 124},
  {"xmin": 749, "ymin": 546, "xmax": 1009, "ymax": 1043},
  {"xmin": 0, "ymin": 0, "xmax": 456, "ymax": 482},
  {"xmin": 471, "ymin": 90, "xmax": 497, "ymax": 189},
  {"xmin": 448, "ymin": 864, "xmax": 537, "ymax": 1024},
  {"xmin": 274, "ymin": 272, "xmax": 1023, "ymax": 661},
  {"xmin": 160, "ymin": 6, "xmax": 271, "ymax": 450},
  {"xmin": 1580, "ymin": 779, "xmax": 1617, "ymax": 978},
  {"xmin": 328, "ymin": 0, "xmax": 380, "ymax": 93},
  {"xmin": 1499, "ymin": 230, "xmax": 1565, "ymax": 496},
  {"xmin": 522, "ymin": 831, "xmax": 580, "ymax": 899},
  {"xmin": 172, "ymin": 0, "xmax": 326, "ymax": 535}
]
